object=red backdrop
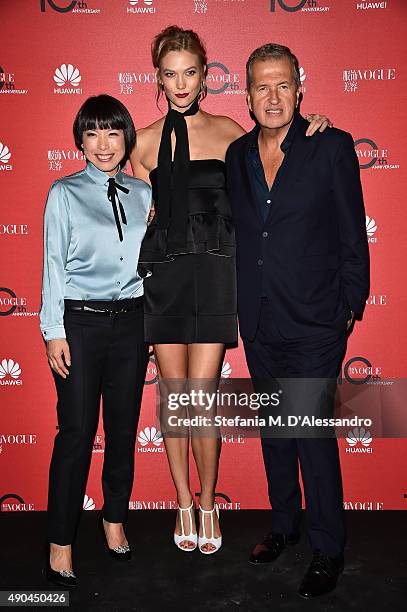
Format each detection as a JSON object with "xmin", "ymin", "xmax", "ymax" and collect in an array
[{"xmin": 1, "ymin": 0, "xmax": 406, "ymax": 514}]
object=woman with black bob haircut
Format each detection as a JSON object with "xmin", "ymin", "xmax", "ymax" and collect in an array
[
  {"xmin": 73, "ymin": 94, "xmax": 136, "ymax": 167},
  {"xmin": 40, "ymin": 94, "xmax": 151, "ymax": 588}
]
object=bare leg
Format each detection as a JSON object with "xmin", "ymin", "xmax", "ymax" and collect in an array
[
  {"xmin": 154, "ymin": 343, "xmax": 195, "ymax": 550},
  {"xmin": 50, "ymin": 544, "xmax": 72, "ymax": 572},
  {"xmin": 188, "ymin": 343, "xmax": 225, "ymax": 552},
  {"xmin": 102, "ymin": 520, "xmax": 128, "ymax": 549}
]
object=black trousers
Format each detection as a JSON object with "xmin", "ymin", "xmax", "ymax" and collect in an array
[
  {"xmin": 243, "ymin": 298, "xmax": 348, "ymax": 557},
  {"xmin": 47, "ymin": 300, "xmax": 148, "ymax": 545}
]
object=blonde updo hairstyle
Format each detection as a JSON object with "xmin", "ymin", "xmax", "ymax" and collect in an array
[{"xmin": 151, "ymin": 25, "xmax": 208, "ymax": 105}]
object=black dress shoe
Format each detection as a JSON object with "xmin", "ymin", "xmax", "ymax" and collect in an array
[
  {"xmin": 298, "ymin": 550, "xmax": 344, "ymax": 599},
  {"xmin": 45, "ymin": 544, "xmax": 77, "ymax": 589},
  {"xmin": 99, "ymin": 515, "xmax": 132, "ymax": 561},
  {"xmin": 249, "ymin": 532, "xmax": 300, "ymax": 564}
]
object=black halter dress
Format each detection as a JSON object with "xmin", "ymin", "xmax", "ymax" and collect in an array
[{"xmin": 138, "ymin": 158, "xmax": 237, "ymax": 344}]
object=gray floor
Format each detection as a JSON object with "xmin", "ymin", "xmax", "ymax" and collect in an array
[{"xmin": 1, "ymin": 511, "xmax": 406, "ymax": 611}]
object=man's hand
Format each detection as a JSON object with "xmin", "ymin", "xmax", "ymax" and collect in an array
[
  {"xmin": 305, "ymin": 114, "xmax": 333, "ymax": 137},
  {"xmin": 46, "ymin": 339, "xmax": 71, "ymax": 378},
  {"xmin": 347, "ymin": 311, "xmax": 355, "ymax": 330}
]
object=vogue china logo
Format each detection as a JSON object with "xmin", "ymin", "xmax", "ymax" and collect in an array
[
  {"xmin": 0, "ymin": 493, "xmax": 34, "ymax": 512},
  {"xmin": 345, "ymin": 427, "xmax": 373, "ymax": 454},
  {"xmin": 118, "ymin": 71, "xmax": 157, "ymax": 95},
  {"xmin": 53, "ymin": 64, "xmax": 82, "ymax": 94},
  {"xmin": 0, "ymin": 359, "xmax": 22, "ymax": 386},
  {"xmin": 127, "ymin": 0, "xmax": 157, "ymax": 14},
  {"xmin": 145, "ymin": 351, "xmax": 158, "ymax": 385},
  {"xmin": 0, "ymin": 287, "xmax": 36, "ymax": 318},
  {"xmin": 0, "ymin": 434, "xmax": 37, "ymax": 456},
  {"xmin": 344, "ymin": 500, "xmax": 384, "ymax": 510},
  {"xmin": 339, "ymin": 356, "xmax": 381, "ymax": 385},
  {"xmin": 137, "ymin": 426, "xmax": 164, "ymax": 453},
  {"xmin": 0, "ymin": 142, "xmax": 12, "ymax": 171},
  {"xmin": 48, "ymin": 148, "xmax": 85, "ymax": 171},
  {"xmin": 354, "ymin": 138, "xmax": 398, "ymax": 171},
  {"xmin": 0, "ymin": 65, "xmax": 28, "ymax": 95},
  {"xmin": 207, "ymin": 63, "xmax": 244, "ymax": 96},
  {"xmin": 40, "ymin": 0, "xmax": 77, "ymax": 11},
  {"xmin": 40, "ymin": 0, "xmax": 101, "ymax": 13},
  {"xmin": 270, "ymin": 0, "xmax": 330, "ymax": 13}
]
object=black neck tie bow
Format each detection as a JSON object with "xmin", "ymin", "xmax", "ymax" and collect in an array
[
  {"xmin": 156, "ymin": 97, "xmax": 200, "ymax": 251},
  {"xmin": 107, "ymin": 177, "xmax": 129, "ymax": 242}
]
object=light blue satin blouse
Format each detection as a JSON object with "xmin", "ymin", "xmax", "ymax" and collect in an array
[{"xmin": 40, "ymin": 161, "xmax": 152, "ymax": 340}]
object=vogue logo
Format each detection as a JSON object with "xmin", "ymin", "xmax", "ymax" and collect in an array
[
  {"xmin": 48, "ymin": 148, "xmax": 85, "ymax": 171},
  {"xmin": 0, "ymin": 224, "xmax": 28, "ymax": 236},
  {"xmin": 366, "ymin": 294, "xmax": 387, "ymax": 306},
  {"xmin": 0, "ymin": 288, "xmax": 35, "ymax": 318},
  {"xmin": 344, "ymin": 500, "xmax": 383, "ymax": 510},
  {"xmin": 40, "ymin": 0, "xmax": 77, "ymax": 11},
  {"xmin": 40, "ymin": 1, "xmax": 101, "ymax": 14},
  {"xmin": 354, "ymin": 138, "xmax": 387, "ymax": 170},
  {"xmin": 0, "ymin": 434, "xmax": 37, "ymax": 445},
  {"xmin": 0, "ymin": 142, "xmax": 12, "ymax": 171},
  {"xmin": 0, "ymin": 65, "xmax": 28, "ymax": 95},
  {"xmin": 145, "ymin": 351, "xmax": 158, "ymax": 385},
  {"xmin": 339, "ymin": 356, "xmax": 381, "ymax": 385},
  {"xmin": 270, "ymin": 0, "xmax": 330, "ymax": 13},
  {"xmin": 53, "ymin": 64, "xmax": 82, "ymax": 94},
  {"xmin": 92, "ymin": 434, "xmax": 104, "ymax": 453},
  {"xmin": 207, "ymin": 63, "xmax": 244, "ymax": 95},
  {"xmin": 0, "ymin": 493, "xmax": 34, "ymax": 512}
]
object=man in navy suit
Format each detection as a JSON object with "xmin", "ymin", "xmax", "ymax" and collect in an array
[{"xmin": 226, "ymin": 44, "xmax": 369, "ymax": 598}]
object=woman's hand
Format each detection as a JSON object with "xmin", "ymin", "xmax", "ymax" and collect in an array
[
  {"xmin": 305, "ymin": 114, "xmax": 333, "ymax": 137},
  {"xmin": 46, "ymin": 339, "xmax": 71, "ymax": 378},
  {"xmin": 148, "ymin": 204, "xmax": 156, "ymax": 226}
]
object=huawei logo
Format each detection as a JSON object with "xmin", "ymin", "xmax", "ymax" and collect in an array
[
  {"xmin": 129, "ymin": 0, "xmax": 153, "ymax": 4},
  {"xmin": 299, "ymin": 67, "xmax": 306, "ymax": 83},
  {"xmin": 0, "ymin": 143, "xmax": 11, "ymax": 163},
  {"xmin": 54, "ymin": 64, "xmax": 81, "ymax": 87},
  {"xmin": 138, "ymin": 426, "xmax": 163, "ymax": 447},
  {"xmin": 221, "ymin": 361, "xmax": 232, "ymax": 378},
  {"xmin": 83, "ymin": 494, "xmax": 95, "ymax": 510},
  {"xmin": 0, "ymin": 359, "xmax": 21, "ymax": 379},
  {"xmin": 346, "ymin": 427, "xmax": 372, "ymax": 447},
  {"xmin": 366, "ymin": 215, "xmax": 377, "ymax": 237}
]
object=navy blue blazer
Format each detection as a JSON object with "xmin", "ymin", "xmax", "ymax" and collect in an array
[{"xmin": 225, "ymin": 113, "xmax": 370, "ymax": 341}]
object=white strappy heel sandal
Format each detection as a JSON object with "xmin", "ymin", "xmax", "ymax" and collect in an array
[
  {"xmin": 174, "ymin": 500, "xmax": 197, "ymax": 551},
  {"xmin": 198, "ymin": 503, "xmax": 222, "ymax": 555}
]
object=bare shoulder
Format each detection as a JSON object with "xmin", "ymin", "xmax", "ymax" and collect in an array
[
  {"xmin": 205, "ymin": 112, "xmax": 246, "ymax": 143},
  {"xmin": 136, "ymin": 118, "xmax": 164, "ymax": 151}
]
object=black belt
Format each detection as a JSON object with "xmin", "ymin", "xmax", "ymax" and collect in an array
[{"xmin": 64, "ymin": 297, "xmax": 143, "ymax": 315}]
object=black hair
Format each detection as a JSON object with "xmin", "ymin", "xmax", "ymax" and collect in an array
[{"xmin": 73, "ymin": 94, "xmax": 136, "ymax": 168}]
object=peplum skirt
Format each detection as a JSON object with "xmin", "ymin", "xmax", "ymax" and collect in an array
[{"xmin": 143, "ymin": 252, "xmax": 237, "ymax": 345}]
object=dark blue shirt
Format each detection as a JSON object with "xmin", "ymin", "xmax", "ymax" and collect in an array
[{"xmin": 247, "ymin": 111, "xmax": 299, "ymax": 222}]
